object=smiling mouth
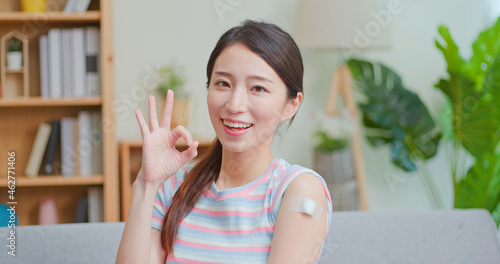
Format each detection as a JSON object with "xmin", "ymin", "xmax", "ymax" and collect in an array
[{"xmin": 221, "ymin": 118, "xmax": 253, "ymax": 131}]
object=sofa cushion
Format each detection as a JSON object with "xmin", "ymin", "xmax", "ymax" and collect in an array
[{"xmin": 319, "ymin": 209, "xmax": 500, "ymax": 264}]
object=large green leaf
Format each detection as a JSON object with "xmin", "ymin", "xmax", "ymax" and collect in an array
[
  {"xmin": 435, "ymin": 26, "xmax": 468, "ymax": 75},
  {"xmin": 492, "ymin": 203, "xmax": 500, "ymax": 228},
  {"xmin": 347, "ymin": 59, "xmax": 441, "ymax": 172},
  {"xmin": 466, "ymin": 17, "xmax": 500, "ymax": 91},
  {"xmin": 435, "ymin": 46, "xmax": 500, "ymax": 158},
  {"xmin": 455, "ymin": 154, "xmax": 500, "ymax": 227}
]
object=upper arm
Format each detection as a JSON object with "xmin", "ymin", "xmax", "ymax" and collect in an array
[
  {"xmin": 267, "ymin": 173, "xmax": 329, "ymax": 264},
  {"xmin": 150, "ymin": 228, "xmax": 166, "ymax": 264}
]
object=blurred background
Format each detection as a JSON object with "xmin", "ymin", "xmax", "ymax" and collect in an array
[{"xmin": 114, "ymin": 0, "xmax": 497, "ymax": 212}]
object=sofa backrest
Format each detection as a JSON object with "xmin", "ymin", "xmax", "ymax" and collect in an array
[
  {"xmin": 0, "ymin": 209, "xmax": 498, "ymax": 263},
  {"xmin": 319, "ymin": 209, "xmax": 500, "ymax": 263}
]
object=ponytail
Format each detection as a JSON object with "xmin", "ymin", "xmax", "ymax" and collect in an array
[{"xmin": 160, "ymin": 138, "xmax": 222, "ymax": 256}]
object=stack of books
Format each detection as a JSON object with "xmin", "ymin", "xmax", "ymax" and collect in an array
[
  {"xmin": 24, "ymin": 110, "xmax": 103, "ymax": 178},
  {"xmin": 39, "ymin": 27, "xmax": 100, "ymax": 99}
]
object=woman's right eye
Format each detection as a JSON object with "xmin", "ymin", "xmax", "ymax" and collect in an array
[{"xmin": 215, "ymin": 81, "xmax": 230, "ymax": 88}]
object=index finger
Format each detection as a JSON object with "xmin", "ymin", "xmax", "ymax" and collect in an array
[{"xmin": 159, "ymin": 89, "xmax": 174, "ymax": 129}]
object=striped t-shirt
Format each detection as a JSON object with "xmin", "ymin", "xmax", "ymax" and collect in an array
[{"xmin": 152, "ymin": 158, "xmax": 333, "ymax": 263}]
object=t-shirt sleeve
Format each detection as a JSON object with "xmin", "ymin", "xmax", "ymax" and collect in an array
[
  {"xmin": 151, "ymin": 164, "xmax": 192, "ymax": 230},
  {"xmin": 270, "ymin": 165, "xmax": 333, "ymax": 230}
]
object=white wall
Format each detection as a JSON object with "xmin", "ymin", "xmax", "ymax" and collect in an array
[{"xmin": 114, "ymin": 0, "xmax": 487, "ymax": 211}]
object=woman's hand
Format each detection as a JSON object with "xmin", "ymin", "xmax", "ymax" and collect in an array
[{"xmin": 134, "ymin": 90, "xmax": 199, "ymax": 187}]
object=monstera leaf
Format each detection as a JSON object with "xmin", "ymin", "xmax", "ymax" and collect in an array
[
  {"xmin": 455, "ymin": 153, "xmax": 500, "ymax": 227},
  {"xmin": 347, "ymin": 59, "xmax": 441, "ymax": 172}
]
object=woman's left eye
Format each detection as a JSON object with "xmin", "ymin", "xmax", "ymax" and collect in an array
[{"xmin": 252, "ymin": 86, "xmax": 267, "ymax": 93}]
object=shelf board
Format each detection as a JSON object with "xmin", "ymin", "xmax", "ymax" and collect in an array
[
  {"xmin": 0, "ymin": 175, "xmax": 103, "ymax": 187},
  {"xmin": 5, "ymin": 69, "xmax": 24, "ymax": 73},
  {"xmin": 0, "ymin": 11, "xmax": 100, "ymax": 23},
  {"xmin": 123, "ymin": 137, "xmax": 216, "ymax": 148},
  {"xmin": 0, "ymin": 96, "xmax": 102, "ymax": 107}
]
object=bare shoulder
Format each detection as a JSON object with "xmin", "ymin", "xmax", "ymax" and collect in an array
[{"xmin": 285, "ymin": 172, "xmax": 327, "ymax": 198}]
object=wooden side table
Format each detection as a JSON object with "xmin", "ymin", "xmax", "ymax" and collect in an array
[{"xmin": 119, "ymin": 138, "xmax": 214, "ymax": 221}]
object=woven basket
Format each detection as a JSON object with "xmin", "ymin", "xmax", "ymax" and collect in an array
[
  {"xmin": 314, "ymin": 148, "xmax": 354, "ymax": 184},
  {"xmin": 327, "ymin": 179, "xmax": 359, "ymax": 211}
]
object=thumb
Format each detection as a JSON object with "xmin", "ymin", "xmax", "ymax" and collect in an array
[{"xmin": 181, "ymin": 141, "xmax": 199, "ymax": 163}]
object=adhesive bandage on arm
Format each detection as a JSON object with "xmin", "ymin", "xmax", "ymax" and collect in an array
[{"xmin": 289, "ymin": 195, "xmax": 323, "ymax": 222}]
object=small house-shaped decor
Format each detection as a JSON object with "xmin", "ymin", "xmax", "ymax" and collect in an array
[{"xmin": 1, "ymin": 30, "xmax": 29, "ymax": 99}]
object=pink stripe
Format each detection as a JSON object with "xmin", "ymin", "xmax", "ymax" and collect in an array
[
  {"xmin": 190, "ymin": 206, "xmax": 271, "ymax": 217},
  {"xmin": 209, "ymin": 162, "xmax": 278, "ymax": 200},
  {"xmin": 170, "ymin": 175, "xmax": 176, "ymax": 190},
  {"xmin": 167, "ymin": 255, "xmax": 219, "ymax": 264},
  {"xmin": 175, "ymin": 237, "xmax": 271, "ymax": 252},
  {"xmin": 271, "ymin": 168, "xmax": 297, "ymax": 208},
  {"xmin": 152, "ymin": 215, "xmax": 163, "ymax": 223},
  {"xmin": 154, "ymin": 199, "xmax": 168, "ymax": 212},
  {"xmin": 181, "ymin": 221, "xmax": 274, "ymax": 235}
]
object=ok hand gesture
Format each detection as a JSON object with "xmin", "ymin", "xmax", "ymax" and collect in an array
[{"xmin": 134, "ymin": 90, "xmax": 199, "ymax": 186}]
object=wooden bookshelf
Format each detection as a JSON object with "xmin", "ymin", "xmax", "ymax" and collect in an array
[
  {"xmin": 0, "ymin": 97, "xmax": 102, "ymax": 107},
  {"xmin": 0, "ymin": 175, "xmax": 104, "ymax": 187},
  {"xmin": 0, "ymin": 11, "xmax": 101, "ymax": 23},
  {"xmin": 120, "ymin": 138, "xmax": 215, "ymax": 221},
  {"xmin": 0, "ymin": 0, "xmax": 119, "ymax": 225}
]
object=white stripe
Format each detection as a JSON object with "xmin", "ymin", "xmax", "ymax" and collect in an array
[
  {"xmin": 176, "ymin": 233, "xmax": 270, "ymax": 248},
  {"xmin": 171, "ymin": 251, "xmax": 265, "ymax": 264},
  {"xmin": 195, "ymin": 202, "xmax": 269, "ymax": 213},
  {"xmin": 182, "ymin": 217, "xmax": 274, "ymax": 231}
]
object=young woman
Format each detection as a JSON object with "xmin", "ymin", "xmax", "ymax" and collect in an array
[{"xmin": 116, "ymin": 20, "xmax": 333, "ymax": 264}]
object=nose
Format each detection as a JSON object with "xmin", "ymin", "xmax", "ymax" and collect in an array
[{"xmin": 226, "ymin": 87, "xmax": 247, "ymax": 114}]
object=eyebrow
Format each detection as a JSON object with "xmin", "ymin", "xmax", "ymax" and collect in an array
[{"xmin": 214, "ymin": 71, "xmax": 274, "ymax": 84}]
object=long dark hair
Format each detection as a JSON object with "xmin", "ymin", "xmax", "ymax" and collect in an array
[{"xmin": 160, "ymin": 19, "xmax": 304, "ymax": 256}]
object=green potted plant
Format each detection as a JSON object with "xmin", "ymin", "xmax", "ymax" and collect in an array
[
  {"xmin": 7, "ymin": 37, "xmax": 23, "ymax": 71},
  {"xmin": 313, "ymin": 109, "xmax": 360, "ymax": 211},
  {"xmin": 156, "ymin": 65, "xmax": 191, "ymax": 128},
  {"xmin": 434, "ymin": 17, "xmax": 500, "ymax": 227}
]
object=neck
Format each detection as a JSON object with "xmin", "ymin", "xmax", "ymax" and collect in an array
[{"xmin": 216, "ymin": 145, "xmax": 274, "ymax": 191}]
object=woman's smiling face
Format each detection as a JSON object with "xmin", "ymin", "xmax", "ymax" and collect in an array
[{"xmin": 207, "ymin": 43, "xmax": 300, "ymax": 153}]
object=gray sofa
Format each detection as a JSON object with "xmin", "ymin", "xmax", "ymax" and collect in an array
[{"xmin": 1, "ymin": 209, "xmax": 499, "ymax": 263}]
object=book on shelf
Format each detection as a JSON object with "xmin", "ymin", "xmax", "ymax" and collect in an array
[
  {"xmin": 72, "ymin": 27, "xmax": 86, "ymax": 98},
  {"xmin": 64, "ymin": 0, "xmax": 92, "ymax": 13},
  {"xmin": 92, "ymin": 110, "xmax": 103, "ymax": 174},
  {"xmin": 39, "ymin": 26, "xmax": 100, "ymax": 99},
  {"xmin": 25, "ymin": 123, "xmax": 52, "ymax": 178},
  {"xmin": 86, "ymin": 27, "xmax": 101, "ymax": 97},
  {"xmin": 61, "ymin": 29, "xmax": 73, "ymax": 98},
  {"xmin": 61, "ymin": 117, "xmax": 77, "ymax": 176},
  {"xmin": 78, "ymin": 111, "xmax": 93, "ymax": 176},
  {"xmin": 39, "ymin": 35, "xmax": 49, "ymax": 99},
  {"xmin": 41, "ymin": 120, "xmax": 61, "ymax": 175},
  {"xmin": 73, "ymin": 196, "xmax": 88, "ymax": 223},
  {"xmin": 48, "ymin": 29, "xmax": 63, "ymax": 98},
  {"xmin": 87, "ymin": 186, "xmax": 103, "ymax": 222}
]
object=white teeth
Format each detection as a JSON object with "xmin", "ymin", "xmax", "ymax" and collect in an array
[{"xmin": 223, "ymin": 119, "xmax": 252, "ymax": 128}]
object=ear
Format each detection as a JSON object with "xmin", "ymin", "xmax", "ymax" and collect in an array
[{"xmin": 281, "ymin": 92, "xmax": 303, "ymax": 121}]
